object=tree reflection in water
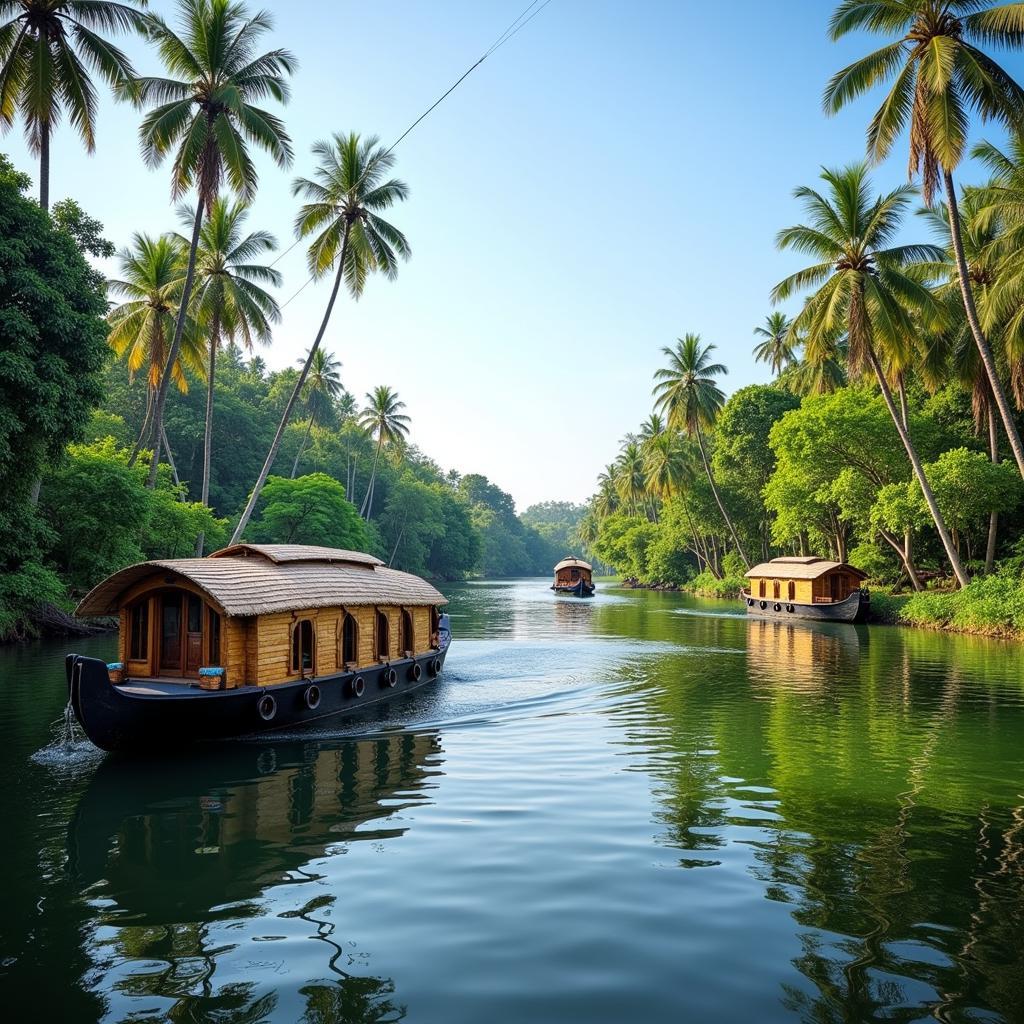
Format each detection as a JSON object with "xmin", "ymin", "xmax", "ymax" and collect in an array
[{"xmin": 66, "ymin": 733, "xmax": 441, "ymax": 1022}]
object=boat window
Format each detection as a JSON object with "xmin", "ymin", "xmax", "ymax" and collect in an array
[
  {"xmin": 430, "ymin": 606, "xmax": 440, "ymax": 647},
  {"xmin": 208, "ymin": 608, "xmax": 221, "ymax": 664},
  {"xmin": 187, "ymin": 593, "xmax": 202, "ymax": 633},
  {"xmin": 400, "ymin": 609, "xmax": 414, "ymax": 654},
  {"xmin": 772, "ymin": 579, "xmax": 780, "ymax": 599},
  {"xmin": 758, "ymin": 579, "xmax": 765, "ymax": 598},
  {"xmin": 291, "ymin": 619, "xmax": 315, "ymax": 675},
  {"xmin": 787, "ymin": 581, "xmax": 795, "ymax": 602},
  {"xmin": 129, "ymin": 600, "xmax": 149, "ymax": 660},
  {"xmin": 376, "ymin": 610, "xmax": 390, "ymax": 661},
  {"xmin": 341, "ymin": 613, "xmax": 358, "ymax": 665}
]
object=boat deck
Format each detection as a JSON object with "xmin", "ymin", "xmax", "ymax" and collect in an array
[{"xmin": 117, "ymin": 678, "xmax": 256, "ymax": 697}]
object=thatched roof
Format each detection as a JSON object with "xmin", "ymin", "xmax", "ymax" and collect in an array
[
  {"xmin": 76, "ymin": 544, "xmax": 447, "ymax": 617},
  {"xmin": 554, "ymin": 557, "xmax": 592, "ymax": 572},
  {"xmin": 745, "ymin": 557, "xmax": 867, "ymax": 581}
]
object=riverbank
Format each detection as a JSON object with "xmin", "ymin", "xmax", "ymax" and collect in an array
[{"xmin": 619, "ymin": 572, "xmax": 1024, "ymax": 642}]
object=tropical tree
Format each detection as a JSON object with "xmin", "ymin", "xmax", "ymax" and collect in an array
[
  {"xmin": 107, "ymin": 233, "xmax": 205, "ymax": 463},
  {"xmin": 0, "ymin": 0, "xmax": 149, "ymax": 210},
  {"xmin": 178, "ymin": 196, "xmax": 280, "ymax": 552},
  {"xmin": 772, "ymin": 162, "xmax": 969, "ymax": 587},
  {"xmin": 753, "ymin": 312, "xmax": 797, "ymax": 375},
  {"xmin": 231, "ymin": 132, "xmax": 411, "ymax": 543},
  {"xmin": 652, "ymin": 334, "xmax": 750, "ymax": 567},
  {"xmin": 615, "ymin": 440, "xmax": 647, "ymax": 518},
  {"xmin": 291, "ymin": 348, "xmax": 343, "ymax": 478},
  {"xmin": 358, "ymin": 385, "xmax": 410, "ymax": 520},
  {"xmin": 825, "ymin": 0, "xmax": 1024, "ymax": 479},
  {"xmin": 132, "ymin": 0, "xmax": 294, "ymax": 487}
]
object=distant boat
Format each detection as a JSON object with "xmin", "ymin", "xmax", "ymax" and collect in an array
[
  {"xmin": 551, "ymin": 557, "xmax": 595, "ymax": 597},
  {"xmin": 741, "ymin": 557, "xmax": 869, "ymax": 623},
  {"xmin": 66, "ymin": 543, "xmax": 451, "ymax": 752}
]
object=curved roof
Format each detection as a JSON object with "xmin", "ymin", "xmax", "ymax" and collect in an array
[
  {"xmin": 554, "ymin": 557, "xmax": 592, "ymax": 572},
  {"xmin": 745, "ymin": 557, "xmax": 867, "ymax": 581},
  {"xmin": 76, "ymin": 544, "xmax": 446, "ymax": 617}
]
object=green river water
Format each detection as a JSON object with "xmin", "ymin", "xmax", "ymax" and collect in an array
[{"xmin": 1, "ymin": 580, "xmax": 1023, "ymax": 1022}]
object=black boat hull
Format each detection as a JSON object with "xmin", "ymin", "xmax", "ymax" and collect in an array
[
  {"xmin": 552, "ymin": 579, "xmax": 595, "ymax": 597},
  {"xmin": 65, "ymin": 647, "xmax": 448, "ymax": 753},
  {"xmin": 741, "ymin": 589, "xmax": 869, "ymax": 624}
]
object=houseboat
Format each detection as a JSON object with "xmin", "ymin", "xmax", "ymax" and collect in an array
[
  {"xmin": 66, "ymin": 543, "xmax": 451, "ymax": 752},
  {"xmin": 742, "ymin": 556, "xmax": 869, "ymax": 623},
  {"xmin": 551, "ymin": 557, "xmax": 595, "ymax": 597}
]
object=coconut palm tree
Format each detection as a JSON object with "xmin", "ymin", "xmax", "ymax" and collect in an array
[
  {"xmin": 291, "ymin": 348, "xmax": 343, "ymax": 478},
  {"xmin": 653, "ymin": 334, "xmax": 750, "ymax": 568},
  {"xmin": 179, "ymin": 196, "xmax": 280, "ymax": 554},
  {"xmin": 753, "ymin": 312, "xmax": 797, "ymax": 375},
  {"xmin": 593, "ymin": 466, "xmax": 620, "ymax": 521},
  {"xmin": 107, "ymin": 233, "xmax": 206, "ymax": 462},
  {"xmin": 825, "ymin": 0, "xmax": 1024, "ymax": 480},
  {"xmin": 638, "ymin": 412, "xmax": 665, "ymax": 440},
  {"xmin": 772, "ymin": 162, "xmax": 969, "ymax": 587},
  {"xmin": 133, "ymin": 0, "xmax": 294, "ymax": 487},
  {"xmin": 0, "ymin": 0, "xmax": 149, "ymax": 210},
  {"xmin": 230, "ymin": 132, "xmax": 411, "ymax": 543},
  {"xmin": 615, "ymin": 440, "xmax": 647, "ymax": 517},
  {"xmin": 358, "ymin": 386, "xmax": 410, "ymax": 520}
]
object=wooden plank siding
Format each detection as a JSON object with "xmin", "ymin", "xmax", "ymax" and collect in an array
[{"xmin": 748, "ymin": 571, "xmax": 859, "ymax": 605}]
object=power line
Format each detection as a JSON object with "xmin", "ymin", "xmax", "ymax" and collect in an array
[{"xmin": 279, "ymin": 0, "xmax": 554, "ymax": 309}]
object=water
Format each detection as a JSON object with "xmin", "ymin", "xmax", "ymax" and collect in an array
[{"xmin": 2, "ymin": 580, "xmax": 1024, "ymax": 1022}]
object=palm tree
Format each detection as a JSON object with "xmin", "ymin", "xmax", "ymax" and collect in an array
[
  {"xmin": 653, "ymin": 334, "xmax": 750, "ymax": 568},
  {"xmin": 0, "ymin": 0, "xmax": 149, "ymax": 210},
  {"xmin": 358, "ymin": 385, "xmax": 410, "ymax": 520},
  {"xmin": 638, "ymin": 413, "xmax": 665, "ymax": 440},
  {"xmin": 825, "ymin": 0, "xmax": 1024, "ymax": 480},
  {"xmin": 133, "ymin": 0, "xmax": 294, "ymax": 487},
  {"xmin": 230, "ymin": 132, "xmax": 411, "ymax": 543},
  {"xmin": 753, "ymin": 312, "xmax": 797, "ymax": 375},
  {"xmin": 615, "ymin": 440, "xmax": 646, "ymax": 517},
  {"xmin": 180, "ymin": 196, "xmax": 280, "ymax": 554},
  {"xmin": 291, "ymin": 348, "xmax": 343, "ymax": 477},
  {"xmin": 593, "ymin": 466, "xmax": 620, "ymax": 520},
  {"xmin": 772, "ymin": 162, "xmax": 969, "ymax": 587},
  {"xmin": 107, "ymin": 233, "xmax": 206, "ymax": 456}
]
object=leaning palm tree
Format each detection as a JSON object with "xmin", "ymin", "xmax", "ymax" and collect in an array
[
  {"xmin": 230, "ymin": 132, "xmax": 411, "ymax": 543},
  {"xmin": 773, "ymin": 162, "xmax": 969, "ymax": 587},
  {"xmin": 291, "ymin": 348, "xmax": 343, "ymax": 477},
  {"xmin": 0, "ymin": 0, "xmax": 149, "ymax": 210},
  {"xmin": 753, "ymin": 312, "xmax": 797, "ymax": 375},
  {"xmin": 132, "ymin": 0, "xmax": 295, "ymax": 486},
  {"xmin": 358, "ymin": 385, "xmax": 410, "ymax": 519},
  {"xmin": 107, "ymin": 233, "xmax": 206, "ymax": 462},
  {"xmin": 653, "ymin": 334, "xmax": 750, "ymax": 568},
  {"xmin": 180, "ymin": 196, "xmax": 280, "ymax": 554},
  {"xmin": 825, "ymin": 0, "xmax": 1024, "ymax": 480}
]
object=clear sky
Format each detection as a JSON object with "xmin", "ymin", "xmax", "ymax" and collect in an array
[{"xmin": 5, "ymin": 1, "xmax": 1023, "ymax": 510}]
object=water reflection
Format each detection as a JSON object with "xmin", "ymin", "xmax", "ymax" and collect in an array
[
  {"xmin": 745, "ymin": 619, "xmax": 865, "ymax": 690},
  {"xmin": 67, "ymin": 734, "xmax": 441, "ymax": 1022}
]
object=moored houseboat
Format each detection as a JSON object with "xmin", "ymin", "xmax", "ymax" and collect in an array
[
  {"xmin": 741, "ymin": 557, "xmax": 869, "ymax": 623},
  {"xmin": 551, "ymin": 557, "xmax": 595, "ymax": 597},
  {"xmin": 66, "ymin": 543, "xmax": 450, "ymax": 752}
]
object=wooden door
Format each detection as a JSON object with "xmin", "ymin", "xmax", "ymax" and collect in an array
[
  {"xmin": 185, "ymin": 594, "xmax": 203, "ymax": 673},
  {"xmin": 159, "ymin": 594, "xmax": 183, "ymax": 673}
]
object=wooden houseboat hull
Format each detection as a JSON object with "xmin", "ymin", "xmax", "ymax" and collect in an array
[
  {"xmin": 741, "ymin": 589, "xmax": 868, "ymax": 624},
  {"xmin": 552, "ymin": 579, "xmax": 595, "ymax": 597},
  {"xmin": 66, "ymin": 646, "xmax": 448, "ymax": 754}
]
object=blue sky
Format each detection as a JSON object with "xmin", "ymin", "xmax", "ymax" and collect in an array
[{"xmin": 5, "ymin": 1, "xmax": 1024, "ymax": 510}]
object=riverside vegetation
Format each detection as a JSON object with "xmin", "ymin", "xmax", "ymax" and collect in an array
[
  {"xmin": 0, "ymin": 0, "xmax": 584, "ymax": 641},
  {"xmin": 580, "ymin": 1, "xmax": 1024, "ymax": 641}
]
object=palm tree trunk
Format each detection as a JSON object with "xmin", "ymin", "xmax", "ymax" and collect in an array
[
  {"xmin": 147, "ymin": 200, "xmax": 205, "ymax": 488},
  {"xmin": 39, "ymin": 122, "xmax": 50, "ymax": 213},
  {"xmin": 129, "ymin": 387, "xmax": 155, "ymax": 468},
  {"xmin": 161, "ymin": 423, "xmax": 180, "ymax": 487},
  {"xmin": 194, "ymin": 324, "xmax": 220, "ymax": 557},
  {"xmin": 986, "ymin": 402, "xmax": 999, "ymax": 574},
  {"xmin": 291, "ymin": 412, "xmax": 315, "ymax": 478},
  {"xmin": 360, "ymin": 434, "xmax": 384, "ymax": 519},
  {"xmin": 867, "ymin": 345, "xmax": 970, "ymax": 588},
  {"xmin": 694, "ymin": 423, "xmax": 750, "ymax": 568},
  {"xmin": 944, "ymin": 171, "xmax": 1024, "ymax": 480},
  {"xmin": 229, "ymin": 221, "xmax": 352, "ymax": 545}
]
